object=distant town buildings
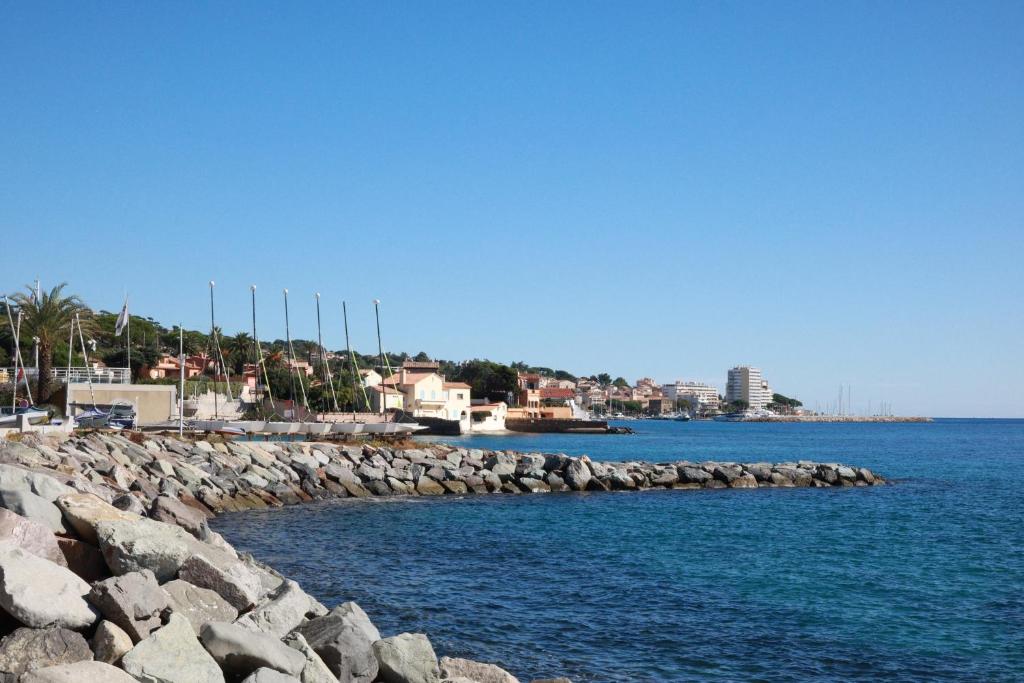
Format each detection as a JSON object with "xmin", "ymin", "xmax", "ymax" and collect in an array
[
  {"xmin": 726, "ymin": 366, "xmax": 772, "ymax": 410},
  {"xmin": 662, "ymin": 380, "xmax": 720, "ymax": 411}
]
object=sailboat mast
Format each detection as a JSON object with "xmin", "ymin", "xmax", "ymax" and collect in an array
[
  {"xmin": 373, "ymin": 299, "xmax": 384, "ymax": 416},
  {"xmin": 66, "ymin": 319, "xmax": 74, "ymax": 419},
  {"xmin": 284, "ymin": 289, "xmax": 298, "ymax": 419},
  {"xmin": 209, "ymin": 281, "xmax": 218, "ymax": 420},
  {"xmin": 343, "ymin": 301, "xmax": 358, "ymax": 420},
  {"xmin": 315, "ymin": 293, "xmax": 339, "ymax": 415},
  {"xmin": 251, "ymin": 285, "xmax": 276, "ymax": 417},
  {"xmin": 178, "ymin": 323, "xmax": 184, "ymax": 436}
]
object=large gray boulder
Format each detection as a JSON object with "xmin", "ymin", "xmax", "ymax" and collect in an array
[
  {"xmin": 439, "ymin": 657, "xmax": 519, "ymax": 683},
  {"xmin": 121, "ymin": 612, "xmax": 225, "ymax": 683},
  {"xmin": 149, "ymin": 495, "xmax": 211, "ymax": 540},
  {"xmin": 162, "ymin": 578, "xmax": 239, "ymax": 633},
  {"xmin": 0, "ymin": 507, "xmax": 67, "ymax": 566},
  {"xmin": 0, "ymin": 547, "xmax": 98, "ymax": 629},
  {"xmin": 373, "ymin": 633, "xmax": 440, "ymax": 683},
  {"xmin": 93, "ymin": 518, "xmax": 193, "ymax": 581},
  {"xmin": 87, "ymin": 569, "xmax": 171, "ymax": 642},
  {"xmin": 0, "ymin": 465, "xmax": 73, "ymax": 502},
  {"xmin": 179, "ymin": 553, "xmax": 264, "ymax": 611},
  {"xmin": 20, "ymin": 661, "xmax": 138, "ymax": 682},
  {"xmin": 0, "ymin": 626, "xmax": 93, "ymax": 675},
  {"xmin": 235, "ymin": 579, "xmax": 325, "ymax": 638},
  {"xmin": 677, "ymin": 466, "xmax": 712, "ymax": 485},
  {"xmin": 91, "ymin": 620, "xmax": 133, "ymax": 665},
  {"xmin": 0, "ymin": 488, "xmax": 65, "ymax": 533},
  {"xmin": 292, "ymin": 604, "xmax": 379, "ymax": 682},
  {"xmin": 282, "ymin": 632, "xmax": 339, "ymax": 683},
  {"xmin": 55, "ymin": 493, "xmax": 140, "ymax": 544},
  {"xmin": 415, "ymin": 477, "xmax": 445, "ymax": 496},
  {"xmin": 563, "ymin": 459, "xmax": 591, "ymax": 491},
  {"xmin": 199, "ymin": 622, "xmax": 305, "ymax": 678}
]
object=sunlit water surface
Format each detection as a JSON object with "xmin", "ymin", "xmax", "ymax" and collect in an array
[{"xmin": 214, "ymin": 419, "xmax": 1024, "ymax": 682}]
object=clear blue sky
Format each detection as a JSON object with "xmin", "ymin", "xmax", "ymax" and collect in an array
[{"xmin": 2, "ymin": 2, "xmax": 1022, "ymax": 417}]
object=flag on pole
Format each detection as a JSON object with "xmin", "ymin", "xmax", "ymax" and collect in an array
[{"xmin": 115, "ymin": 297, "xmax": 129, "ymax": 337}]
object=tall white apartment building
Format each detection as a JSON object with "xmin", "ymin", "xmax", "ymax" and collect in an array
[
  {"xmin": 725, "ymin": 366, "xmax": 773, "ymax": 410},
  {"xmin": 661, "ymin": 381, "xmax": 721, "ymax": 409}
]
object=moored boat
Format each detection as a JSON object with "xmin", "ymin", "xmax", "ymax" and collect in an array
[{"xmin": 0, "ymin": 405, "xmax": 50, "ymax": 428}]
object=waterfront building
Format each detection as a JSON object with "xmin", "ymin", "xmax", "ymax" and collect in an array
[
  {"xmin": 647, "ymin": 397, "xmax": 675, "ymax": 415},
  {"xmin": 469, "ymin": 401, "xmax": 508, "ymax": 431},
  {"xmin": 725, "ymin": 366, "xmax": 772, "ymax": 410},
  {"xmin": 381, "ymin": 369, "xmax": 471, "ymax": 422},
  {"xmin": 662, "ymin": 381, "xmax": 720, "ymax": 410}
]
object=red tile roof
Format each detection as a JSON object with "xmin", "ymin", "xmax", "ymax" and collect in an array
[{"xmin": 540, "ymin": 387, "xmax": 574, "ymax": 399}]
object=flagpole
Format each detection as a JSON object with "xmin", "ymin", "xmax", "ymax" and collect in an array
[
  {"xmin": 179, "ymin": 323, "xmax": 184, "ymax": 436},
  {"xmin": 126, "ymin": 295, "xmax": 131, "ymax": 382}
]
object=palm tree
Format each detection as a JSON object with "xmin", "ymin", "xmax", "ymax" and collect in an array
[
  {"xmin": 226, "ymin": 332, "xmax": 253, "ymax": 374},
  {"xmin": 9, "ymin": 283, "xmax": 88, "ymax": 403}
]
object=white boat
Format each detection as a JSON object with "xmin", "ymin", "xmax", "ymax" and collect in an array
[
  {"xmin": 330, "ymin": 422, "xmax": 365, "ymax": 435},
  {"xmin": 230, "ymin": 420, "xmax": 267, "ymax": 433},
  {"xmin": 300, "ymin": 422, "xmax": 333, "ymax": 435},
  {"xmin": 363, "ymin": 422, "xmax": 424, "ymax": 435},
  {"xmin": 0, "ymin": 406, "xmax": 50, "ymax": 428},
  {"xmin": 189, "ymin": 419, "xmax": 228, "ymax": 432},
  {"xmin": 264, "ymin": 421, "xmax": 302, "ymax": 434}
]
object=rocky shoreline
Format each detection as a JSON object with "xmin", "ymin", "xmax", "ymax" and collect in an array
[{"xmin": 0, "ymin": 431, "xmax": 886, "ymax": 682}]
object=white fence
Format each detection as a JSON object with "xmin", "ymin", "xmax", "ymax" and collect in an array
[{"xmin": 1, "ymin": 367, "xmax": 131, "ymax": 385}]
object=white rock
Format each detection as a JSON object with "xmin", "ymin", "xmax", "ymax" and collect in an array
[
  {"xmin": 283, "ymin": 632, "xmax": 339, "ymax": 683},
  {"xmin": 121, "ymin": 612, "xmax": 225, "ymax": 683},
  {"xmin": 373, "ymin": 633, "xmax": 440, "ymax": 683},
  {"xmin": 200, "ymin": 621, "xmax": 306, "ymax": 678},
  {"xmin": 20, "ymin": 661, "xmax": 138, "ymax": 682},
  {"xmin": 91, "ymin": 620, "xmax": 133, "ymax": 664},
  {"xmin": 440, "ymin": 657, "xmax": 520, "ymax": 683},
  {"xmin": 0, "ymin": 547, "xmax": 98, "ymax": 630},
  {"xmin": 235, "ymin": 579, "xmax": 322, "ymax": 638},
  {"xmin": 179, "ymin": 553, "xmax": 263, "ymax": 611}
]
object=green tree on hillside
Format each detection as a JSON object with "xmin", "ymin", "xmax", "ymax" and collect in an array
[
  {"xmin": 450, "ymin": 359, "xmax": 518, "ymax": 402},
  {"xmin": 226, "ymin": 333, "xmax": 254, "ymax": 373}
]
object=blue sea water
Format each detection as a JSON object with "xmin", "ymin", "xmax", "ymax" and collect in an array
[{"xmin": 213, "ymin": 419, "xmax": 1024, "ymax": 682}]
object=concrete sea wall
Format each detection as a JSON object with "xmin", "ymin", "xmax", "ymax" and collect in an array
[{"xmin": 0, "ymin": 431, "xmax": 886, "ymax": 681}]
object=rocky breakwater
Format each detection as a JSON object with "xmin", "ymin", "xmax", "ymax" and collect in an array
[
  {"xmin": 0, "ymin": 431, "xmax": 886, "ymax": 682},
  {"xmin": 0, "ymin": 432, "xmax": 572, "ymax": 683}
]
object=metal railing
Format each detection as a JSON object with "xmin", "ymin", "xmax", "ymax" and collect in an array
[{"xmin": 1, "ymin": 367, "xmax": 131, "ymax": 385}]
